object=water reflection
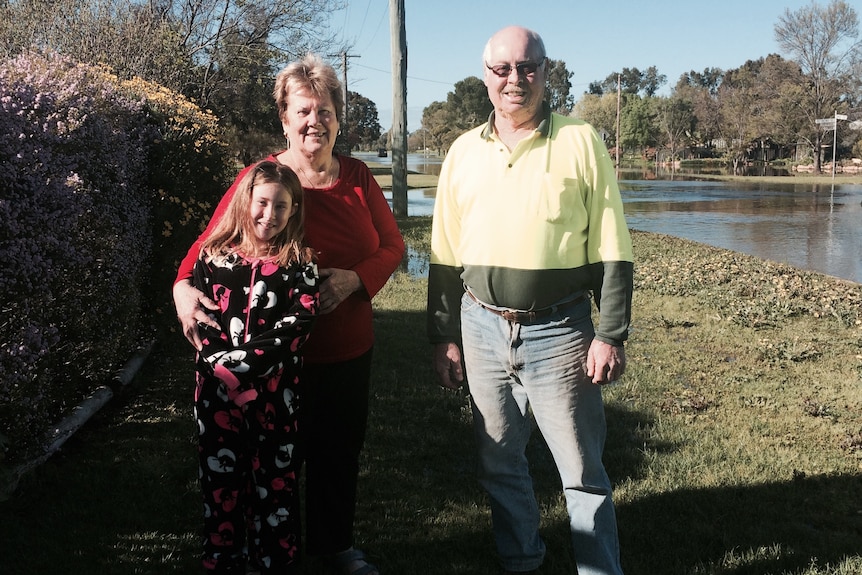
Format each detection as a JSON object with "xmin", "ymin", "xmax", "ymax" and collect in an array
[
  {"xmin": 404, "ymin": 245, "xmax": 430, "ymax": 277},
  {"xmin": 354, "ymin": 151, "xmax": 443, "ymax": 176},
  {"xmin": 384, "ymin": 188, "xmax": 438, "ymax": 217},
  {"xmin": 619, "ymin": 165, "xmax": 792, "ymax": 180},
  {"xmin": 620, "ymin": 180, "xmax": 862, "ymax": 284}
]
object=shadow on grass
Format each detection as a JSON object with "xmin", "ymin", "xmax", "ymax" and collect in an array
[
  {"xmin": 502, "ymin": 402, "xmax": 862, "ymax": 574},
  {"xmin": 616, "ymin": 471, "xmax": 862, "ymax": 574},
  {"xmin": 0, "ymin": 341, "xmax": 202, "ymax": 575},
  {"xmin": 369, "ymin": 307, "xmax": 862, "ymax": 574},
  {"xmin": 1, "ymin": 308, "xmax": 860, "ymax": 575}
]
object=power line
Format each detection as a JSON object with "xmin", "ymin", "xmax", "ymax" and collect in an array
[
  {"xmin": 353, "ymin": 62, "xmax": 455, "ymax": 86},
  {"xmin": 362, "ymin": 3, "xmax": 388, "ymax": 51},
  {"xmin": 356, "ymin": 0, "xmax": 373, "ymax": 37}
]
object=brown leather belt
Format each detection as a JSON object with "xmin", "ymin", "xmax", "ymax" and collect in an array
[{"xmin": 466, "ymin": 290, "xmax": 587, "ymax": 324}]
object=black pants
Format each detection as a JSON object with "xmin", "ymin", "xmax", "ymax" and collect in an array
[
  {"xmin": 300, "ymin": 348, "xmax": 373, "ymax": 555},
  {"xmin": 195, "ymin": 371, "xmax": 301, "ymax": 574}
]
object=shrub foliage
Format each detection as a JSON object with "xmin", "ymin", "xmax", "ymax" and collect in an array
[{"xmin": 0, "ymin": 51, "xmax": 232, "ymax": 464}]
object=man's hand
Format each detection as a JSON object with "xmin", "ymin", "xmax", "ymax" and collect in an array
[
  {"xmin": 432, "ymin": 342, "xmax": 465, "ymax": 390},
  {"xmin": 172, "ymin": 280, "xmax": 220, "ymax": 351},
  {"xmin": 586, "ymin": 340, "xmax": 626, "ymax": 385},
  {"xmin": 318, "ymin": 268, "xmax": 362, "ymax": 315}
]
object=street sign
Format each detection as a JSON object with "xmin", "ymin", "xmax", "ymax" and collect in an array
[
  {"xmin": 815, "ymin": 118, "xmax": 836, "ymax": 128},
  {"xmin": 835, "ymin": 114, "xmax": 848, "ymax": 120}
]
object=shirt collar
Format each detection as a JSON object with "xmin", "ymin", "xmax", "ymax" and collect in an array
[{"xmin": 481, "ymin": 101, "xmax": 552, "ymax": 140}]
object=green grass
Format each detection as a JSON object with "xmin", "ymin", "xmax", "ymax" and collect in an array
[
  {"xmin": 370, "ymin": 168, "xmax": 440, "ymax": 190},
  {"xmin": 1, "ymin": 218, "xmax": 860, "ymax": 575}
]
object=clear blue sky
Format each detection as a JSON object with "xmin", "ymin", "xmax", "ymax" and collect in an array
[{"xmin": 326, "ymin": 0, "xmax": 819, "ymax": 131}]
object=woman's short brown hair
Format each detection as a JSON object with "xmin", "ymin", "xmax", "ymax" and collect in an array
[{"xmin": 273, "ymin": 53, "xmax": 344, "ymax": 124}]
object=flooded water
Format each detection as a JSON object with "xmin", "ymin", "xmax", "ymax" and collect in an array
[
  {"xmin": 356, "ymin": 151, "xmax": 443, "ymax": 176},
  {"xmin": 359, "ymin": 153, "xmax": 862, "ymax": 284},
  {"xmin": 620, "ymin": 180, "xmax": 862, "ymax": 284}
]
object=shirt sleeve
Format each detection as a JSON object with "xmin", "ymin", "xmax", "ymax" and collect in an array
[
  {"xmin": 584, "ymin": 127, "xmax": 634, "ymax": 345},
  {"xmin": 426, "ymin": 147, "xmax": 465, "ymax": 344},
  {"xmin": 350, "ymin": 162, "xmax": 405, "ymax": 299}
]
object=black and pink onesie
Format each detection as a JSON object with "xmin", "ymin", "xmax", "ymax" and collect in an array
[{"xmin": 192, "ymin": 249, "xmax": 318, "ymax": 574}]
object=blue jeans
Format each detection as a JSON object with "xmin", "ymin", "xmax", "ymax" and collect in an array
[{"xmin": 460, "ymin": 292, "xmax": 623, "ymax": 575}]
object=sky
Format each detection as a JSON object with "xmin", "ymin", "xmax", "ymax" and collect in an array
[{"xmin": 325, "ymin": 0, "xmax": 822, "ymax": 131}]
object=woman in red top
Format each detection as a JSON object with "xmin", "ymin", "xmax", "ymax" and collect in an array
[{"xmin": 174, "ymin": 53, "xmax": 404, "ymax": 575}]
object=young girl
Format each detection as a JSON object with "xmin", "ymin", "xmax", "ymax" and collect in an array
[{"xmin": 192, "ymin": 160, "xmax": 318, "ymax": 575}]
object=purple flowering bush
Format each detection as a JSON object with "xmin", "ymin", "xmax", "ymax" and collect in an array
[{"xmin": 0, "ymin": 52, "xmax": 232, "ymax": 464}]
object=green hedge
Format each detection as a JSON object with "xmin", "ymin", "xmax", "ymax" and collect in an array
[{"xmin": 0, "ymin": 51, "xmax": 233, "ymax": 466}]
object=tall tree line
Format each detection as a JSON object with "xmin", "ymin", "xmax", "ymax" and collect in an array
[
  {"xmin": 0, "ymin": 0, "xmax": 347, "ymax": 163},
  {"xmin": 574, "ymin": 1, "xmax": 862, "ymax": 172},
  {"xmin": 417, "ymin": 1, "xmax": 861, "ymax": 172}
]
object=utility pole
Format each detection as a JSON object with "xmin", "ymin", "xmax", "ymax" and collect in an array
[
  {"xmin": 329, "ymin": 51, "xmax": 359, "ymax": 155},
  {"xmin": 390, "ymin": 0, "xmax": 408, "ymax": 217}
]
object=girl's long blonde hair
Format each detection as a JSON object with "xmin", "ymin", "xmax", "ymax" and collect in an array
[{"xmin": 200, "ymin": 161, "xmax": 310, "ymax": 266}]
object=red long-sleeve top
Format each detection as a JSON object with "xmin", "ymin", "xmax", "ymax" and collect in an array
[{"xmin": 176, "ymin": 153, "xmax": 405, "ymax": 363}]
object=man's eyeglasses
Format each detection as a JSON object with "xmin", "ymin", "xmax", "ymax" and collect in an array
[{"xmin": 485, "ymin": 60, "xmax": 544, "ymax": 78}]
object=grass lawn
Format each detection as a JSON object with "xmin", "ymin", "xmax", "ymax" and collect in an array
[
  {"xmin": 1, "ymin": 217, "xmax": 860, "ymax": 575},
  {"xmin": 368, "ymin": 165, "xmax": 439, "ymax": 190}
]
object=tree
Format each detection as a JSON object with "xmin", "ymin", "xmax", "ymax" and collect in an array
[
  {"xmin": 0, "ymin": 0, "xmax": 193, "ymax": 89},
  {"xmin": 675, "ymin": 67, "xmax": 723, "ymax": 96},
  {"xmin": 616, "ymin": 68, "xmax": 644, "ymax": 95},
  {"xmin": 641, "ymin": 66, "xmax": 667, "ymax": 97},
  {"xmin": 715, "ymin": 64, "xmax": 763, "ymax": 172},
  {"xmin": 620, "ymin": 95, "xmax": 656, "ymax": 157},
  {"xmin": 586, "ymin": 80, "xmax": 605, "ymax": 96},
  {"xmin": 407, "ymin": 128, "xmax": 430, "ymax": 151},
  {"xmin": 545, "ymin": 58, "xmax": 574, "ymax": 114},
  {"xmin": 753, "ymin": 54, "xmax": 808, "ymax": 155},
  {"xmin": 346, "ymin": 91, "xmax": 382, "ymax": 151},
  {"xmin": 446, "ymin": 76, "xmax": 493, "ymax": 132},
  {"xmin": 168, "ymin": 0, "xmax": 343, "ymax": 107},
  {"xmin": 421, "ymin": 76, "xmax": 491, "ymax": 154},
  {"xmin": 673, "ymin": 68, "xmax": 725, "ymax": 153},
  {"xmin": 654, "ymin": 94, "xmax": 694, "ymax": 164},
  {"xmin": 0, "ymin": 0, "xmax": 344, "ymax": 161},
  {"xmin": 212, "ymin": 35, "xmax": 281, "ymax": 166},
  {"xmin": 572, "ymin": 92, "xmax": 617, "ymax": 142},
  {"xmin": 687, "ymin": 55, "xmax": 808, "ymax": 170},
  {"xmin": 600, "ymin": 66, "xmax": 666, "ymax": 97},
  {"xmin": 421, "ymin": 100, "xmax": 452, "ymax": 154},
  {"xmin": 775, "ymin": 0, "xmax": 861, "ymax": 172}
]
